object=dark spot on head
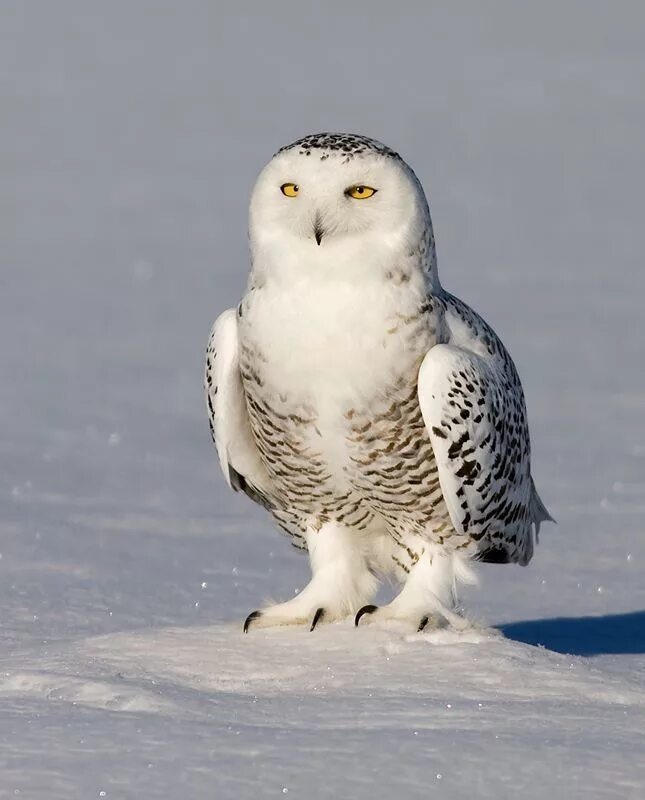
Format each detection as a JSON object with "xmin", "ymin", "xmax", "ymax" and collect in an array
[{"xmin": 276, "ymin": 132, "xmax": 402, "ymax": 163}]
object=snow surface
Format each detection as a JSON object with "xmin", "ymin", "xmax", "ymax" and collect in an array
[{"xmin": 2, "ymin": 2, "xmax": 645, "ymax": 798}]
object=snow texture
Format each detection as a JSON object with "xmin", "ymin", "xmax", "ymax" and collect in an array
[{"xmin": 2, "ymin": 2, "xmax": 645, "ymax": 798}]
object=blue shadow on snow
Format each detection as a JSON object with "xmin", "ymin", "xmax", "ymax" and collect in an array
[{"xmin": 498, "ymin": 610, "xmax": 645, "ymax": 656}]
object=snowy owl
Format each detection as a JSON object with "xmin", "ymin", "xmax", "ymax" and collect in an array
[{"xmin": 205, "ymin": 132, "xmax": 552, "ymax": 633}]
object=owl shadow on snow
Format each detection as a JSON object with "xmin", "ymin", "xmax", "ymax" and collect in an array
[{"xmin": 498, "ymin": 610, "xmax": 645, "ymax": 656}]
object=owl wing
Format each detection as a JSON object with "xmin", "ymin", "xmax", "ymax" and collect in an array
[
  {"xmin": 205, "ymin": 308, "xmax": 274, "ymax": 509},
  {"xmin": 417, "ymin": 343, "xmax": 551, "ymax": 565}
]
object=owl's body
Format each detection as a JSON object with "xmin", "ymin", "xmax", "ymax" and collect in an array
[{"xmin": 206, "ymin": 133, "xmax": 551, "ymax": 631}]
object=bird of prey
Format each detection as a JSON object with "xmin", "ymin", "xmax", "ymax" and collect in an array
[{"xmin": 205, "ymin": 132, "xmax": 552, "ymax": 633}]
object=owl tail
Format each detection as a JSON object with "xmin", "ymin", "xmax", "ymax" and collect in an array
[{"xmin": 529, "ymin": 477, "xmax": 555, "ymax": 543}]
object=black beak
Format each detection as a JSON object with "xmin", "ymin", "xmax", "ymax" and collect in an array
[{"xmin": 313, "ymin": 215, "xmax": 324, "ymax": 246}]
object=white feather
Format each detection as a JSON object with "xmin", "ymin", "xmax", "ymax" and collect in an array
[{"xmin": 205, "ymin": 308, "xmax": 272, "ymax": 497}]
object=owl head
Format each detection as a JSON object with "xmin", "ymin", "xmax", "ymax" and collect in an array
[{"xmin": 248, "ymin": 133, "xmax": 437, "ymax": 284}]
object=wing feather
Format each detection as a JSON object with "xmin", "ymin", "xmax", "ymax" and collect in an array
[
  {"xmin": 418, "ymin": 343, "xmax": 541, "ymax": 565},
  {"xmin": 205, "ymin": 308, "xmax": 274, "ymax": 508}
]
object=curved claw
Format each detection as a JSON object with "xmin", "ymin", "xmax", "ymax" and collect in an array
[
  {"xmin": 310, "ymin": 607, "xmax": 325, "ymax": 632},
  {"xmin": 243, "ymin": 610, "xmax": 262, "ymax": 633},
  {"xmin": 354, "ymin": 604, "xmax": 379, "ymax": 627},
  {"xmin": 417, "ymin": 615, "xmax": 430, "ymax": 633}
]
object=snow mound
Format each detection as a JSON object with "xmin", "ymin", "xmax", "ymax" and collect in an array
[{"xmin": 73, "ymin": 622, "xmax": 645, "ymax": 709}]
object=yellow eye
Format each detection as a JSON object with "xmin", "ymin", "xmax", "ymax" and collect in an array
[
  {"xmin": 280, "ymin": 183, "xmax": 299, "ymax": 197},
  {"xmin": 346, "ymin": 185, "xmax": 377, "ymax": 200}
]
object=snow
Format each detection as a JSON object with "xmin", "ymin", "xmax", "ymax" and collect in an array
[{"xmin": 2, "ymin": 2, "xmax": 645, "ymax": 797}]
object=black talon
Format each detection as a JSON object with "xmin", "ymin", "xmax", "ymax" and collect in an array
[
  {"xmin": 243, "ymin": 610, "xmax": 262, "ymax": 633},
  {"xmin": 310, "ymin": 607, "xmax": 325, "ymax": 631},
  {"xmin": 417, "ymin": 615, "xmax": 430, "ymax": 633},
  {"xmin": 355, "ymin": 604, "xmax": 379, "ymax": 627}
]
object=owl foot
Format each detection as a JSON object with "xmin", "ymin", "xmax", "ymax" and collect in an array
[
  {"xmin": 243, "ymin": 521, "xmax": 378, "ymax": 632},
  {"xmin": 354, "ymin": 604, "xmax": 465, "ymax": 632},
  {"xmin": 354, "ymin": 603, "xmax": 467, "ymax": 631},
  {"xmin": 242, "ymin": 599, "xmax": 335, "ymax": 633},
  {"xmin": 355, "ymin": 547, "xmax": 473, "ymax": 631}
]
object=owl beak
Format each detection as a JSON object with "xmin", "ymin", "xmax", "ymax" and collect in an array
[{"xmin": 313, "ymin": 214, "xmax": 324, "ymax": 246}]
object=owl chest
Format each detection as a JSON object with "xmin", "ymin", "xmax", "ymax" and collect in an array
[
  {"xmin": 238, "ymin": 280, "xmax": 437, "ymax": 400},
  {"xmin": 238, "ymin": 287, "xmax": 441, "ymax": 516}
]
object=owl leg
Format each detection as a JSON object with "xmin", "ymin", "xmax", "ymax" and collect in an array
[
  {"xmin": 355, "ymin": 545, "xmax": 474, "ymax": 631},
  {"xmin": 243, "ymin": 521, "xmax": 378, "ymax": 632}
]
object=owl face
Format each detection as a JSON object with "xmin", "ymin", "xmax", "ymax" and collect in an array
[{"xmin": 249, "ymin": 134, "xmax": 430, "ymax": 255}]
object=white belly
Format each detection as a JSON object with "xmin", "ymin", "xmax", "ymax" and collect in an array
[{"xmin": 240, "ymin": 277, "xmax": 433, "ymax": 476}]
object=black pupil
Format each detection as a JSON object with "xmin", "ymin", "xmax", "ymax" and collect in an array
[
  {"xmin": 293, "ymin": 185, "xmax": 298, "ymax": 192},
  {"xmin": 357, "ymin": 186, "xmax": 364, "ymax": 193}
]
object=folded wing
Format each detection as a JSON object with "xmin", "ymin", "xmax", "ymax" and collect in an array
[
  {"xmin": 205, "ymin": 308, "xmax": 274, "ymax": 509},
  {"xmin": 418, "ymin": 343, "xmax": 548, "ymax": 565}
]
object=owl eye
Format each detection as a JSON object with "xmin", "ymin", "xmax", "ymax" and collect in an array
[
  {"xmin": 346, "ymin": 185, "xmax": 377, "ymax": 200},
  {"xmin": 280, "ymin": 183, "xmax": 299, "ymax": 197}
]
